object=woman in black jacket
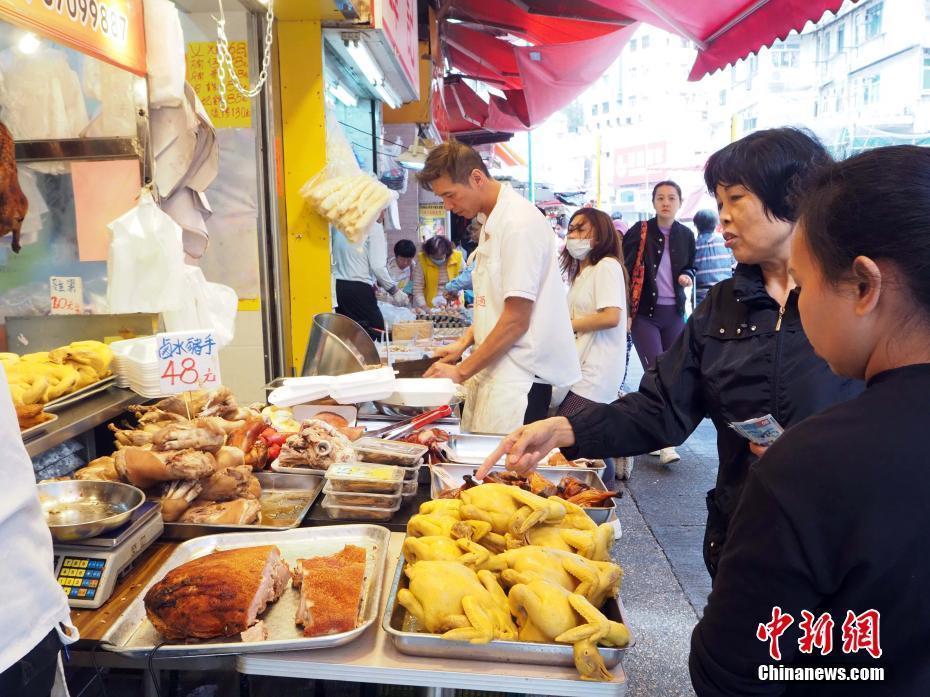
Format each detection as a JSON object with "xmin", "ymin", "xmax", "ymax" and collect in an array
[
  {"xmin": 691, "ymin": 145, "xmax": 930, "ymax": 696},
  {"xmin": 479, "ymin": 128, "xmax": 863, "ymax": 578}
]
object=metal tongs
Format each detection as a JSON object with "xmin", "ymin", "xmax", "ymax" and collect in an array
[{"xmin": 366, "ymin": 405, "xmax": 453, "ymax": 441}]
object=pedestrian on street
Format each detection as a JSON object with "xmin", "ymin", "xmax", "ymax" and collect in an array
[
  {"xmin": 479, "ymin": 128, "xmax": 863, "ymax": 578},
  {"xmin": 693, "ymin": 209, "xmax": 734, "ymax": 304},
  {"xmin": 625, "ymin": 179, "xmax": 696, "ymax": 465},
  {"xmin": 692, "ymin": 145, "xmax": 930, "ymax": 696}
]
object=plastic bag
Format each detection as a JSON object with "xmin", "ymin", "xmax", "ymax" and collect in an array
[
  {"xmin": 143, "ymin": 0, "xmax": 186, "ymax": 108},
  {"xmin": 162, "ymin": 265, "xmax": 238, "ymax": 347},
  {"xmin": 107, "ymin": 191, "xmax": 187, "ymax": 314},
  {"xmin": 379, "ymin": 302, "xmax": 416, "ymax": 329}
]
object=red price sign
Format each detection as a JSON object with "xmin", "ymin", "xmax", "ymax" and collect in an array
[{"xmin": 156, "ymin": 330, "xmax": 222, "ymax": 395}]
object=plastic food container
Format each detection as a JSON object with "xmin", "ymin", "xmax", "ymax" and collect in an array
[
  {"xmin": 321, "ymin": 493, "xmax": 401, "ymax": 521},
  {"xmin": 325, "ymin": 462, "xmax": 404, "ymax": 495},
  {"xmin": 402, "ymin": 478, "xmax": 418, "ymax": 498},
  {"xmin": 322, "ymin": 481, "xmax": 402, "ymax": 508},
  {"xmin": 353, "ymin": 438, "xmax": 428, "ymax": 466}
]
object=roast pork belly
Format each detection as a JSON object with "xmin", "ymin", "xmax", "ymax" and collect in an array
[
  {"xmin": 294, "ymin": 544, "xmax": 366, "ymax": 636},
  {"xmin": 144, "ymin": 545, "xmax": 291, "ymax": 641}
]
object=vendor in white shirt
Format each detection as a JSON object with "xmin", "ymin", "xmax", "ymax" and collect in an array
[
  {"xmin": 421, "ymin": 142, "xmax": 580, "ymax": 434},
  {"xmin": 0, "ymin": 367, "xmax": 78, "ymax": 695},
  {"xmin": 332, "ymin": 217, "xmax": 408, "ymax": 339}
]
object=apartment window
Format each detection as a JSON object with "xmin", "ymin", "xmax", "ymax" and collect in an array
[
  {"xmin": 681, "ymin": 37, "xmax": 689, "ymax": 48},
  {"xmin": 837, "ymin": 25, "xmax": 845, "ymax": 50},
  {"xmin": 642, "ymin": 35, "xmax": 651, "ymax": 49},
  {"xmin": 602, "ymin": 101, "xmax": 610, "ymax": 113},
  {"xmin": 865, "ymin": 2, "xmax": 883, "ymax": 40},
  {"xmin": 863, "ymin": 75, "xmax": 880, "ymax": 105},
  {"xmin": 924, "ymin": 49, "xmax": 930, "ymax": 90},
  {"xmin": 718, "ymin": 89, "xmax": 727, "ymax": 106},
  {"xmin": 743, "ymin": 115, "xmax": 757, "ymax": 132},
  {"xmin": 630, "ymin": 39, "xmax": 638, "ymax": 51},
  {"xmin": 836, "ymin": 89, "xmax": 844, "ymax": 111},
  {"xmin": 592, "ymin": 104, "xmax": 599, "ymax": 115}
]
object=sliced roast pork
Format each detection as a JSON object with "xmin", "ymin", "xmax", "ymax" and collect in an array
[{"xmin": 144, "ymin": 545, "xmax": 291, "ymax": 641}]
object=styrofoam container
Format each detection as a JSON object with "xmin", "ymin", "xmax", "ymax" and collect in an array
[
  {"xmin": 268, "ymin": 378, "xmax": 333, "ymax": 407},
  {"xmin": 330, "ymin": 384, "xmax": 396, "ymax": 404},
  {"xmin": 331, "ymin": 367, "xmax": 396, "ymax": 389},
  {"xmin": 380, "ymin": 378, "xmax": 457, "ymax": 408}
]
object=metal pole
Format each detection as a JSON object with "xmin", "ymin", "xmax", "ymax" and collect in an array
[{"xmin": 527, "ymin": 130, "xmax": 535, "ymax": 202}]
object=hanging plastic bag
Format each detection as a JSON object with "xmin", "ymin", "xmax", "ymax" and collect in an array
[
  {"xmin": 143, "ymin": 0, "xmax": 186, "ymax": 108},
  {"xmin": 107, "ymin": 191, "xmax": 187, "ymax": 313},
  {"xmin": 162, "ymin": 265, "xmax": 238, "ymax": 347}
]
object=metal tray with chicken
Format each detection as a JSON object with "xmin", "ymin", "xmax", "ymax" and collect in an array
[
  {"xmin": 383, "ymin": 492, "xmax": 633, "ymax": 682},
  {"xmin": 430, "ymin": 464, "xmax": 619, "ymax": 524},
  {"xmin": 102, "ymin": 525, "xmax": 390, "ymax": 657},
  {"xmin": 73, "ymin": 388, "xmax": 327, "ymax": 534}
]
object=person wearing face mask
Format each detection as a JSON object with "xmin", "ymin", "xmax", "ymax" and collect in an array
[
  {"xmin": 557, "ymin": 208, "xmax": 628, "ymax": 419},
  {"xmin": 420, "ymin": 141, "xmax": 580, "ymax": 434},
  {"xmin": 478, "ymin": 129, "xmax": 862, "ymax": 578},
  {"xmin": 412, "ymin": 235, "xmax": 464, "ymax": 310}
]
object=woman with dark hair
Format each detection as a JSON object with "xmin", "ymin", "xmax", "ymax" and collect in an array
[
  {"xmin": 691, "ymin": 145, "xmax": 930, "ymax": 696},
  {"xmin": 412, "ymin": 235, "xmax": 464, "ymax": 309},
  {"xmin": 557, "ymin": 208, "xmax": 628, "ymax": 418},
  {"xmin": 625, "ymin": 179, "xmax": 696, "ymax": 464},
  {"xmin": 480, "ymin": 128, "xmax": 862, "ymax": 578}
]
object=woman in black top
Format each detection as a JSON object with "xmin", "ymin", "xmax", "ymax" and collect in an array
[
  {"xmin": 691, "ymin": 145, "xmax": 930, "ymax": 696},
  {"xmin": 479, "ymin": 128, "xmax": 862, "ymax": 577}
]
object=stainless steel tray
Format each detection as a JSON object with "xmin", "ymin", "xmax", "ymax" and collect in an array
[
  {"xmin": 161, "ymin": 472, "xmax": 324, "ymax": 540},
  {"xmin": 44, "ymin": 376, "xmax": 117, "ymax": 412},
  {"xmin": 442, "ymin": 433, "xmax": 606, "ymax": 473},
  {"xmin": 102, "ymin": 524, "xmax": 391, "ymax": 657},
  {"xmin": 430, "ymin": 464, "xmax": 617, "ymax": 524},
  {"xmin": 383, "ymin": 554, "xmax": 634, "ymax": 667},
  {"xmin": 20, "ymin": 412, "xmax": 59, "ymax": 440}
]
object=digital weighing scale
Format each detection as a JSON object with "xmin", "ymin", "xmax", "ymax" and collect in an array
[{"xmin": 53, "ymin": 501, "xmax": 164, "ymax": 609}]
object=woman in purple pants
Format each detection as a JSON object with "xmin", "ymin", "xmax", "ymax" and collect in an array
[{"xmin": 624, "ymin": 180, "xmax": 696, "ymax": 464}]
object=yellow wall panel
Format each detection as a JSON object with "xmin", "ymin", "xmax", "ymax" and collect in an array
[{"xmin": 277, "ymin": 20, "xmax": 332, "ymax": 373}]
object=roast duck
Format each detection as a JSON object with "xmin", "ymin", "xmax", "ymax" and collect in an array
[
  {"xmin": 143, "ymin": 544, "xmax": 367, "ymax": 642},
  {"xmin": 0, "ymin": 121, "xmax": 27, "ymax": 252}
]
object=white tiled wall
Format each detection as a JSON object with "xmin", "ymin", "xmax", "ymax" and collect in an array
[{"xmin": 218, "ymin": 309, "xmax": 266, "ymax": 404}]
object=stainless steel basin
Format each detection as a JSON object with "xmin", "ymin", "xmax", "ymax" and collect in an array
[{"xmin": 38, "ymin": 480, "xmax": 146, "ymax": 542}]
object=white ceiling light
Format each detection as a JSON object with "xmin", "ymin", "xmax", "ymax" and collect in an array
[
  {"xmin": 328, "ymin": 81, "xmax": 358, "ymax": 107},
  {"xmin": 17, "ymin": 32, "xmax": 40, "ymax": 54},
  {"xmin": 345, "ymin": 36, "xmax": 384, "ymax": 88},
  {"xmin": 398, "ymin": 136, "xmax": 430, "ymax": 171},
  {"xmin": 375, "ymin": 81, "xmax": 401, "ymax": 109}
]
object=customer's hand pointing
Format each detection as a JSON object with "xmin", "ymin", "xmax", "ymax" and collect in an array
[{"xmin": 476, "ymin": 417, "xmax": 577, "ymax": 479}]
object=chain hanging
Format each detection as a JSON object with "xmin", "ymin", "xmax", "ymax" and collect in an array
[{"xmin": 214, "ymin": 0, "xmax": 275, "ymax": 112}]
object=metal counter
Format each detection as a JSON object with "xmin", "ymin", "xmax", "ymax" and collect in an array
[{"xmin": 23, "ymin": 387, "xmax": 146, "ymax": 458}]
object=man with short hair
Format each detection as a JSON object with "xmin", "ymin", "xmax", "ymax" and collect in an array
[
  {"xmin": 421, "ymin": 141, "xmax": 580, "ymax": 434},
  {"xmin": 388, "ymin": 239, "xmax": 416, "ymax": 296}
]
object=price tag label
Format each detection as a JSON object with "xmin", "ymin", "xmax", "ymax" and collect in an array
[
  {"xmin": 50, "ymin": 276, "xmax": 83, "ymax": 315},
  {"xmin": 156, "ymin": 330, "xmax": 222, "ymax": 395}
]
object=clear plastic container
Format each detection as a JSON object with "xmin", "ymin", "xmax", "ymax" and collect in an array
[
  {"xmin": 321, "ymin": 493, "xmax": 401, "ymax": 521},
  {"xmin": 325, "ymin": 462, "xmax": 404, "ymax": 494},
  {"xmin": 322, "ymin": 481, "xmax": 402, "ymax": 508},
  {"xmin": 353, "ymin": 437, "xmax": 428, "ymax": 466},
  {"xmin": 402, "ymin": 478, "xmax": 418, "ymax": 498}
]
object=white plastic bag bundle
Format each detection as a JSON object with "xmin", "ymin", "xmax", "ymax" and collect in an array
[
  {"xmin": 162, "ymin": 265, "xmax": 238, "ymax": 348},
  {"xmin": 107, "ymin": 191, "xmax": 186, "ymax": 313},
  {"xmin": 143, "ymin": 0, "xmax": 186, "ymax": 108},
  {"xmin": 299, "ymin": 111, "xmax": 397, "ymax": 243}
]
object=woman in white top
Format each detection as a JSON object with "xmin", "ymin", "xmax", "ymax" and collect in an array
[{"xmin": 557, "ymin": 207, "xmax": 629, "ymax": 418}]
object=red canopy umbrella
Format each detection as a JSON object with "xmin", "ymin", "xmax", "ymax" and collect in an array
[{"xmin": 586, "ymin": 0, "xmax": 847, "ymax": 79}]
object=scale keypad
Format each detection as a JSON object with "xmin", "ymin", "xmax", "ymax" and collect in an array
[{"xmin": 57, "ymin": 557, "xmax": 106, "ymax": 600}]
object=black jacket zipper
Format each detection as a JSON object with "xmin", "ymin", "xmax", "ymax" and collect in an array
[{"xmin": 772, "ymin": 304, "xmax": 787, "ymax": 423}]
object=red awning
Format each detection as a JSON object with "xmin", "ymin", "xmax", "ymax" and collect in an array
[
  {"xmin": 443, "ymin": 77, "xmax": 490, "ymax": 131},
  {"xmin": 449, "ymin": 0, "xmax": 623, "ymax": 45},
  {"xmin": 587, "ymin": 0, "xmax": 847, "ymax": 79}
]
